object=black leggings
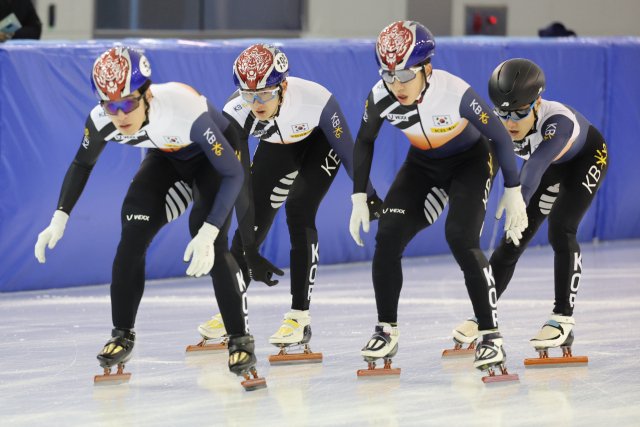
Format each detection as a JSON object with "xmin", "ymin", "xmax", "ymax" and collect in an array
[
  {"xmin": 491, "ymin": 125, "xmax": 609, "ymax": 315},
  {"xmin": 230, "ymin": 131, "xmax": 339, "ymax": 310},
  {"xmin": 373, "ymin": 137, "xmax": 500, "ymax": 331},
  {"xmin": 111, "ymin": 149, "xmax": 248, "ymax": 335}
]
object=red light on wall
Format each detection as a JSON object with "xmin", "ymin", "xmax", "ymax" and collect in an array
[{"xmin": 488, "ymin": 16, "xmax": 498, "ymax": 25}]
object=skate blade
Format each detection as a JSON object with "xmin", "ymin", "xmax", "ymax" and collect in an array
[
  {"xmin": 241, "ymin": 377, "xmax": 267, "ymax": 392},
  {"xmin": 482, "ymin": 373, "xmax": 519, "ymax": 385},
  {"xmin": 268, "ymin": 352, "xmax": 323, "ymax": 365},
  {"xmin": 524, "ymin": 356, "xmax": 588, "ymax": 368},
  {"xmin": 441, "ymin": 348, "xmax": 476, "ymax": 358},
  {"xmin": 185, "ymin": 342, "xmax": 228, "ymax": 354},
  {"xmin": 357, "ymin": 368, "xmax": 401, "ymax": 379},
  {"xmin": 94, "ymin": 372, "xmax": 131, "ymax": 385}
]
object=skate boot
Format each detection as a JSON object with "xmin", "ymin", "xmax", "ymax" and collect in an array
[
  {"xmin": 474, "ymin": 330, "xmax": 519, "ymax": 384},
  {"xmin": 524, "ymin": 314, "xmax": 588, "ymax": 367},
  {"xmin": 94, "ymin": 328, "xmax": 136, "ymax": 384},
  {"xmin": 228, "ymin": 334, "xmax": 267, "ymax": 391},
  {"xmin": 357, "ymin": 323, "xmax": 401, "ymax": 378},
  {"xmin": 442, "ymin": 316, "xmax": 478, "ymax": 357},
  {"xmin": 268, "ymin": 310, "xmax": 322, "ymax": 365},
  {"xmin": 186, "ymin": 314, "xmax": 229, "ymax": 354}
]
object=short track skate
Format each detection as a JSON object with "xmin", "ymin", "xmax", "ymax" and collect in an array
[
  {"xmin": 268, "ymin": 317, "xmax": 322, "ymax": 365},
  {"xmin": 228, "ymin": 334, "xmax": 267, "ymax": 392},
  {"xmin": 442, "ymin": 339, "xmax": 476, "ymax": 357},
  {"xmin": 185, "ymin": 336, "xmax": 229, "ymax": 354},
  {"xmin": 524, "ymin": 331, "xmax": 588, "ymax": 368},
  {"xmin": 358, "ymin": 323, "xmax": 401, "ymax": 378},
  {"xmin": 357, "ymin": 356, "xmax": 401, "ymax": 378},
  {"xmin": 269, "ymin": 343, "xmax": 323, "ymax": 365},
  {"xmin": 475, "ymin": 331, "xmax": 519, "ymax": 385},
  {"xmin": 443, "ymin": 316, "xmax": 478, "ymax": 357},
  {"xmin": 94, "ymin": 329, "xmax": 135, "ymax": 385}
]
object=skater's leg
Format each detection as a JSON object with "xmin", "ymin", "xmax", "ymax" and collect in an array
[
  {"xmin": 490, "ymin": 175, "xmax": 555, "ymax": 298},
  {"xmin": 190, "ymin": 159, "xmax": 249, "ymax": 336},
  {"xmin": 372, "ymin": 162, "xmax": 435, "ymax": 324},
  {"xmin": 445, "ymin": 145, "xmax": 498, "ymax": 332},
  {"xmin": 548, "ymin": 126, "xmax": 608, "ymax": 316},
  {"xmin": 285, "ymin": 134, "xmax": 338, "ymax": 311},
  {"xmin": 229, "ymin": 141, "xmax": 298, "ymax": 287},
  {"xmin": 111, "ymin": 152, "xmax": 181, "ymax": 329}
]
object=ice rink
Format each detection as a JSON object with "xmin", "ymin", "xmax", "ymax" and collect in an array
[{"xmin": 1, "ymin": 239, "xmax": 639, "ymax": 427}]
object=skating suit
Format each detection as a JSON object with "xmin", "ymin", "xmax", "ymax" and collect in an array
[
  {"xmin": 353, "ymin": 69, "xmax": 521, "ymax": 331},
  {"xmin": 56, "ymin": 82, "xmax": 251, "ymax": 333},
  {"xmin": 222, "ymin": 76, "xmax": 374, "ymax": 310},
  {"xmin": 490, "ymin": 100, "xmax": 608, "ymax": 316}
]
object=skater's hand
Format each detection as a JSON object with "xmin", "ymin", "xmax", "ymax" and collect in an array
[
  {"xmin": 243, "ymin": 244, "xmax": 284, "ymax": 286},
  {"xmin": 184, "ymin": 222, "xmax": 219, "ymax": 278},
  {"xmin": 505, "ymin": 226, "xmax": 523, "ymax": 247},
  {"xmin": 35, "ymin": 211, "xmax": 69, "ymax": 263},
  {"xmin": 496, "ymin": 185, "xmax": 528, "ymax": 232},
  {"xmin": 367, "ymin": 192, "xmax": 384, "ymax": 222},
  {"xmin": 350, "ymin": 193, "xmax": 369, "ymax": 246}
]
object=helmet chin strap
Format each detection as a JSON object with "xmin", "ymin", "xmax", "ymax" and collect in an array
[
  {"xmin": 415, "ymin": 72, "xmax": 431, "ymax": 104},
  {"xmin": 268, "ymin": 83, "xmax": 284, "ymax": 120},
  {"xmin": 515, "ymin": 105, "xmax": 539, "ymax": 142}
]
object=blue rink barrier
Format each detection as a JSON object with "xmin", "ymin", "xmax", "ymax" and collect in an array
[{"xmin": 1, "ymin": 37, "xmax": 638, "ymax": 292}]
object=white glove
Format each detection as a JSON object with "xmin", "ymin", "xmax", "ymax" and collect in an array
[
  {"xmin": 183, "ymin": 223, "xmax": 219, "ymax": 278},
  {"xmin": 495, "ymin": 185, "xmax": 528, "ymax": 232},
  {"xmin": 506, "ymin": 227, "xmax": 523, "ymax": 247},
  {"xmin": 350, "ymin": 193, "xmax": 369, "ymax": 246},
  {"xmin": 35, "ymin": 211, "xmax": 69, "ymax": 263}
]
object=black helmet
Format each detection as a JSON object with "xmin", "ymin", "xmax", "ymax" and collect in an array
[{"xmin": 488, "ymin": 59, "xmax": 545, "ymax": 110}]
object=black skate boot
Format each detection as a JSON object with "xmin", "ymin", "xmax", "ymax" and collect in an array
[
  {"xmin": 228, "ymin": 334, "xmax": 267, "ymax": 391},
  {"xmin": 94, "ymin": 328, "xmax": 135, "ymax": 384}
]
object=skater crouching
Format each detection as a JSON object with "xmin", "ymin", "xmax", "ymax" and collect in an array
[
  {"xmin": 351, "ymin": 21, "xmax": 527, "ymax": 381},
  {"xmin": 34, "ymin": 47, "xmax": 275, "ymax": 388},
  {"xmin": 452, "ymin": 59, "xmax": 608, "ymax": 366}
]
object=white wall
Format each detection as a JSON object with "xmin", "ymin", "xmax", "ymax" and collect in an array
[
  {"xmin": 452, "ymin": 0, "xmax": 640, "ymax": 37},
  {"xmin": 304, "ymin": 0, "xmax": 407, "ymax": 38},
  {"xmin": 35, "ymin": 0, "xmax": 93, "ymax": 41}
]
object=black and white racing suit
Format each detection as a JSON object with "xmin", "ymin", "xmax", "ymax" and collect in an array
[
  {"xmin": 490, "ymin": 100, "xmax": 609, "ymax": 315},
  {"xmin": 56, "ymin": 82, "xmax": 254, "ymax": 334},
  {"xmin": 353, "ymin": 70, "xmax": 521, "ymax": 331},
  {"xmin": 223, "ymin": 77, "xmax": 375, "ymax": 310}
]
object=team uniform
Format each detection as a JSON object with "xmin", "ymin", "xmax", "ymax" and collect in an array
[
  {"xmin": 354, "ymin": 69, "xmax": 520, "ymax": 334},
  {"xmin": 490, "ymin": 100, "xmax": 608, "ymax": 316},
  {"xmin": 58, "ymin": 82, "xmax": 253, "ymax": 337},
  {"xmin": 223, "ymin": 77, "xmax": 375, "ymax": 314}
]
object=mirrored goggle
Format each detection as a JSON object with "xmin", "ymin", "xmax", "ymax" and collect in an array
[
  {"xmin": 494, "ymin": 103, "xmax": 535, "ymax": 122},
  {"xmin": 239, "ymin": 88, "xmax": 280, "ymax": 104},
  {"xmin": 101, "ymin": 96, "xmax": 142, "ymax": 115},
  {"xmin": 379, "ymin": 66, "xmax": 423, "ymax": 84}
]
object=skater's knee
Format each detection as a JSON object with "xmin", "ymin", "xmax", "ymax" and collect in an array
[
  {"xmin": 116, "ymin": 225, "xmax": 150, "ymax": 260},
  {"xmin": 445, "ymin": 222, "xmax": 476, "ymax": 253},
  {"xmin": 285, "ymin": 200, "xmax": 315, "ymax": 234},
  {"xmin": 548, "ymin": 222, "xmax": 578, "ymax": 252}
]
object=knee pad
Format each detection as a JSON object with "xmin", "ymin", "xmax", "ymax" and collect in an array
[
  {"xmin": 548, "ymin": 221, "xmax": 578, "ymax": 253},
  {"xmin": 285, "ymin": 200, "xmax": 314, "ymax": 243},
  {"xmin": 115, "ymin": 225, "xmax": 150, "ymax": 263},
  {"xmin": 445, "ymin": 222, "xmax": 475, "ymax": 254}
]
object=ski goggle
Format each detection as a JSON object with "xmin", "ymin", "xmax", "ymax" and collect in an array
[
  {"xmin": 380, "ymin": 66, "xmax": 424, "ymax": 84},
  {"xmin": 100, "ymin": 92, "xmax": 145, "ymax": 115},
  {"xmin": 494, "ymin": 103, "xmax": 535, "ymax": 122},
  {"xmin": 239, "ymin": 87, "xmax": 280, "ymax": 104}
]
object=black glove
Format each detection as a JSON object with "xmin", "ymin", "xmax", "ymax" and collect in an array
[
  {"xmin": 367, "ymin": 192, "xmax": 383, "ymax": 222},
  {"xmin": 243, "ymin": 243, "xmax": 284, "ymax": 286}
]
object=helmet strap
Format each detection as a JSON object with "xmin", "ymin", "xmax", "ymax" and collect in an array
[
  {"xmin": 415, "ymin": 71, "xmax": 430, "ymax": 104},
  {"xmin": 268, "ymin": 83, "xmax": 284, "ymax": 120}
]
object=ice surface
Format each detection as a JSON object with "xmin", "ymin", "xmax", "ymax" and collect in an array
[{"xmin": 1, "ymin": 240, "xmax": 640, "ymax": 426}]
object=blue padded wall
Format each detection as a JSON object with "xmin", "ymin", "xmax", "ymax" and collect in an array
[{"xmin": 0, "ymin": 37, "xmax": 638, "ymax": 292}]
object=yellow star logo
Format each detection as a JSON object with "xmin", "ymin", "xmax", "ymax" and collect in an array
[
  {"xmin": 479, "ymin": 112, "xmax": 489, "ymax": 124},
  {"xmin": 595, "ymin": 143, "xmax": 608, "ymax": 169},
  {"xmin": 333, "ymin": 126, "xmax": 343, "ymax": 138},
  {"xmin": 212, "ymin": 142, "xmax": 223, "ymax": 156}
]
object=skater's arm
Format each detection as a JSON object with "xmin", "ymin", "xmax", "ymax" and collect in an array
[
  {"xmin": 353, "ymin": 91, "xmax": 384, "ymax": 194},
  {"xmin": 519, "ymin": 115, "xmax": 574, "ymax": 205},
  {"xmin": 459, "ymin": 87, "xmax": 520, "ymax": 188},
  {"xmin": 318, "ymin": 95, "xmax": 375, "ymax": 198},
  {"xmin": 190, "ymin": 112, "xmax": 244, "ymax": 229},
  {"xmin": 57, "ymin": 117, "xmax": 108, "ymax": 215},
  {"xmin": 222, "ymin": 110, "xmax": 256, "ymax": 246}
]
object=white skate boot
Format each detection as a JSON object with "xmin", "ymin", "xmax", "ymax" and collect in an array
[
  {"xmin": 524, "ymin": 314, "xmax": 588, "ymax": 367},
  {"xmin": 474, "ymin": 330, "xmax": 519, "ymax": 383},
  {"xmin": 443, "ymin": 316, "xmax": 478, "ymax": 357},
  {"xmin": 268, "ymin": 310, "xmax": 322, "ymax": 364},
  {"xmin": 357, "ymin": 323, "xmax": 401, "ymax": 377},
  {"xmin": 186, "ymin": 314, "xmax": 229, "ymax": 353}
]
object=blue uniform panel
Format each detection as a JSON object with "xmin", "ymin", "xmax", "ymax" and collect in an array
[{"xmin": 0, "ymin": 38, "xmax": 634, "ymax": 292}]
